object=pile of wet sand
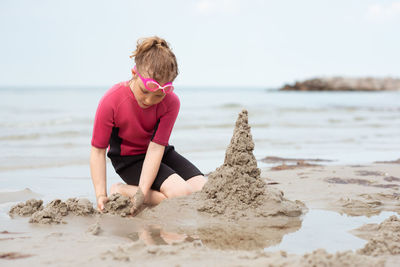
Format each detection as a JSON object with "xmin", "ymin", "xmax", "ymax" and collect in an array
[
  {"xmin": 8, "ymin": 195, "xmax": 133, "ymax": 224},
  {"xmin": 8, "ymin": 199, "xmax": 43, "ymax": 217},
  {"xmin": 358, "ymin": 215, "xmax": 400, "ymax": 256},
  {"xmin": 10, "ymin": 198, "xmax": 96, "ymax": 224},
  {"xmin": 300, "ymin": 249, "xmax": 385, "ymax": 267},
  {"xmin": 198, "ymin": 110, "xmax": 306, "ymax": 220},
  {"xmin": 336, "ymin": 193, "xmax": 400, "ymax": 217}
]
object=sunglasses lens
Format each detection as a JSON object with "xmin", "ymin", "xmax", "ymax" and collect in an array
[
  {"xmin": 146, "ymin": 81, "xmax": 159, "ymax": 91},
  {"xmin": 164, "ymin": 85, "xmax": 174, "ymax": 93}
]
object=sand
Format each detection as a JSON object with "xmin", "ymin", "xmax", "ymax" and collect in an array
[
  {"xmin": 2, "ymin": 110, "xmax": 400, "ymax": 266},
  {"xmin": 87, "ymin": 222, "xmax": 102, "ymax": 236},
  {"xmin": 8, "ymin": 194, "xmax": 137, "ymax": 224},
  {"xmin": 357, "ymin": 215, "xmax": 400, "ymax": 256},
  {"xmin": 66, "ymin": 198, "xmax": 96, "ymax": 216},
  {"xmin": 9, "ymin": 198, "xmax": 97, "ymax": 224},
  {"xmin": 300, "ymin": 249, "xmax": 385, "ymax": 267},
  {"xmin": 8, "ymin": 199, "xmax": 43, "ymax": 217}
]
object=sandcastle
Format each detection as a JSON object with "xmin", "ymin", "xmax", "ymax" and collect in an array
[{"xmin": 198, "ymin": 110, "xmax": 306, "ymax": 220}]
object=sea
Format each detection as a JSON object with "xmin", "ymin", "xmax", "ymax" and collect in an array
[{"xmin": 0, "ymin": 85, "xmax": 399, "ymax": 202}]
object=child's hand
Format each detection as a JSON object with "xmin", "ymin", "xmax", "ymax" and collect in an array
[
  {"xmin": 130, "ymin": 187, "xmax": 145, "ymax": 215},
  {"xmin": 96, "ymin": 195, "xmax": 108, "ymax": 211}
]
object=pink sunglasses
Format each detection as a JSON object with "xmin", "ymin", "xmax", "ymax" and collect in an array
[{"xmin": 133, "ymin": 66, "xmax": 174, "ymax": 94}]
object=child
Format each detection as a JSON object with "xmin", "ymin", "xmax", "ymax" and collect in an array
[{"xmin": 90, "ymin": 36, "xmax": 206, "ymax": 212}]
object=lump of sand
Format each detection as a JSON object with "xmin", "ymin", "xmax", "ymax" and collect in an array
[
  {"xmin": 198, "ymin": 110, "xmax": 306, "ymax": 220},
  {"xmin": 358, "ymin": 215, "xmax": 400, "ymax": 256},
  {"xmin": 337, "ymin": 197, "xmax": 383, "ymax": 217},
  {"xmin": 29, "ymin": 199, "xmax": 68, "ymax": 224},
  {"xmin": 103, "ymin": 193, "xmax": 133, "ymax": 217},
  {"xmin": 87, "ymin": 222, "xmax": 102, "ymax": 235},
  {"xmin": 9, "ymin": 198, "xmax": 97, "ymax": 224},
  {"xmin": 29, "ymin": 198, "xmax": 98, "ymax": 224},
  {"xmin": 66, "ymin": 198, "xmax": 96, "ymax": 216},
  {"xmin": 9, "ymin": 199, "xmax": 43, "ymax": 217},
  {"xmin": 301, "ymin": 249, "xmax": 385, "ymax": 267}
]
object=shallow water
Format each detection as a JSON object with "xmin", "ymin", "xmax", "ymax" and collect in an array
[{"xmin": 267, "ymin": 209, "xmax": 398, "ymax": 254}]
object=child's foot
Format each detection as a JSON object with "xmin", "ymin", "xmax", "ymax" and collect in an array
[{"xmin": 109, "ymin": 182, "xmax": 124, "ymax": 195}]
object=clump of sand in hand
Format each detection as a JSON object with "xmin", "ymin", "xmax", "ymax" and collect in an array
[
  {"xmin": 103, "ymin": 194, "xmax": 133, "ymax": 217},
  {"xmin": 198, "ymin": 110, "xmax": 306, "ymax": 220}
]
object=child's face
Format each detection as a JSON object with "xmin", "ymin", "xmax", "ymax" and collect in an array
[{"xmin": 131, "ymin": 71, "xmax": 166, "ymax": 109}]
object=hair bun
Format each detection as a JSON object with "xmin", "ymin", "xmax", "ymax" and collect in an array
[{"xmin": 153, "ymin": 38, "xmax": 169, "ymax": 49}]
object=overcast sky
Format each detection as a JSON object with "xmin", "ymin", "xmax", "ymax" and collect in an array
[{"xmin": 0, "ymin": 0, "xmax": 399, "ymax": 88}]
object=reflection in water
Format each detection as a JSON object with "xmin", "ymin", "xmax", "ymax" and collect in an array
[
  {"xmin": 120, "ymin": 216, "xmax": 303, "ymax": 250},
  {"xmin": 125, "ymin": 225, "xmax": 198, "ymax": 246},
  {"xmin": 197, "ymin": 224, "xmax": 301, "ymax": 250}
]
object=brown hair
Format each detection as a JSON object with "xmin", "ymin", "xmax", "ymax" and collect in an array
[{"xmin": 130, "ymin": 36, "xmax": 178, "ymax": 83}]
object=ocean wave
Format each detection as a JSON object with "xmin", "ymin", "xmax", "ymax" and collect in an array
[
  {"xmin": 0, "ymin": 130, "xmax": 84, "ymax": 141},
  {"xmin": 0, "ymin": 159, "xmax": 88, "ymax": 171},
  {"xmin": 217, "ymin": 103, "xmax": 243, "ymax": 109},
  {"xmin": 175, "ymin": 122, "xmax": 270, "ymax": 130},
  {"xmin": 0, "ymin": 117, "xmax": 93, "ymax": 128}
]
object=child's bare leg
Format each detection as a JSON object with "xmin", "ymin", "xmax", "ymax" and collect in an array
[
  {"xmin": 110, "ymin": 182, "xmax": 166, "ymax": 205},
  {"xmin": 160, "ymin": 174, "xmax": 192, "ymax": 198},
  {"xmin": 186, "ymin": 175, "xmax": 207, "ymax": 192}
]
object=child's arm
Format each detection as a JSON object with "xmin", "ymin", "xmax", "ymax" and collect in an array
[
  {"xmin": 138, "ymin": 141, "xmax": 166, "ymax": 197},
  {"xmin": 90, "ymin": 146, "xmax": 108, "ymax": 210}
]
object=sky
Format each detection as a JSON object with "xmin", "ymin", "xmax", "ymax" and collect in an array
[{"xmin": 0, "ymin": 0, "xmax": 399, "ymax": 88}]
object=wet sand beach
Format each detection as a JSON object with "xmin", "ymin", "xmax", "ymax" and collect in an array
[{"xmin": 1, "ymin": 162, "xmax": 399, "ymax": 266}]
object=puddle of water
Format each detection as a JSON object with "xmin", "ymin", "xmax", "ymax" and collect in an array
[{"xmin": 266, "ymin": 209, "xmax": 398, "ymax": 254}]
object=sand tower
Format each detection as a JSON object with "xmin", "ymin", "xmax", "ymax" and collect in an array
[{"xmin": 198, "ymin": 110, "xmax": 305, "ymax": 220}]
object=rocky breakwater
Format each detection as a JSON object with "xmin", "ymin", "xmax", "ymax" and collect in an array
[{"xmin": 281, "ymin": 77, "xmax": 400, "ymax": 91}]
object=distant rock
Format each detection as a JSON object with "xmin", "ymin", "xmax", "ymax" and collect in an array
[{"xmin": 281, "ymin": 77, "xmax": 400, "ymax": 91}]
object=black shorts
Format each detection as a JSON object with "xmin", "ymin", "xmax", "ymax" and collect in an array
[{"xmin": 108, "ymin": 146, "xmax": 203, "ymax": 191}]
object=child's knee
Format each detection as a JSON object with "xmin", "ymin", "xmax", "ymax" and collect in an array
[
  {"xmin": 165, "ymin": 185, "xmax": 192, "ymax": 198},
  {"xmin": 160, "ymin": 175, "xmax": 192, "ymax": 198}
]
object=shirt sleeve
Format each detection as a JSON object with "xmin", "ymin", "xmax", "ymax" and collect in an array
[
  {"xmin": 151, "ymin": 95, "xmax": 180, "ymax": 146},
  {"xmin": 91, "ymin": 94, "xmax": 114, "ymax": 149}
]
